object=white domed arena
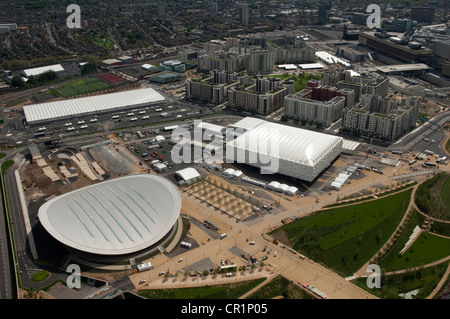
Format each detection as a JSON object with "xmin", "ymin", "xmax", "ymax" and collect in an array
[{"xmin": 38, "ymin": 174, "xmax": 181, "ymax": 263}]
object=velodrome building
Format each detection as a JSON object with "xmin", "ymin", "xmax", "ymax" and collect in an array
[
  {"xmin": 23, "ymin": 87, "xmax": 165, "ymax": 126},
  {"xmin": 38, "ymin": 174, "xmax": 182, "ymax": 263}
]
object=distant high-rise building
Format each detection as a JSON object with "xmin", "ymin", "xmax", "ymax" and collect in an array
[
  {"xmin": 240, "ymin": 4, "xmax": 249, "ymax": 25},
  {"xmin": 247, "ymin": 50, "xmax": 275, "ymax": 75},
  {"xmin": 433, "ymin": 41, "xmax": 450, "ymax": 61},
  {"xmin": 410, "ymin": 7, "xmax": 435, "ymax": 24},
  {"xmin": 212, "ymin": 2, "xmax": 218, "ymax": 13},
  {"xmin": 318, "ymin": 5, "xmax": 327, "ymax": 25},
  {"xmin": 157, "ymin": 1, "xmax": 165, "ymax": 18}
]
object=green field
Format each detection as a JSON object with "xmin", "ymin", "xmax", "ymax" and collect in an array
[
  {"xmin": 270, "ymin": 189, "xmax": 412, "ymax": 276},
  {"xmin": 354, "ymin": 261, "xmax": 449, "ymax": 299},
  {"xmin": 53, "ymin": 77, "xmax": 110, "ymax": 98},
  {"xmin": 245, "ymin": 275, "xmax": 316, "ymax": 299},
  {"xmin": 386, "ymin": 232, "xmax": 450, "ymax": 271},
  {"xmin": 440, "ymin": 176, "xmax": 450, "ymax": 211},
  {"xmin": 137, "ymin": 277, "xmax": 266, "ymax": 299}
]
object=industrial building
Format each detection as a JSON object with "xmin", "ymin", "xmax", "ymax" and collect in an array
[
  {"xmin": 21, "ymin": 64, "xmax": 65, "ymax": 78},
  {"xmin": 227, "ymin": 117, "xmax": 343, "ymax": 182},
  {"xmin": 148, "ymin": 71, "xmax": 186, "ymax": 84},
  {"xmin": 38, "ymin": 174, "xmax": 181, "ymax": 260},
  {"xmin": 358, "ymin": 32, "xmax": 432, "ymax": 63},
  {"xmin": 23, "ymin": 87, "xmax": 165, "ymax": 125}
]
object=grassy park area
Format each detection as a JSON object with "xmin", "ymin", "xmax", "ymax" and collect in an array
[
  {"xmin": 415, "ymin": 173, "xmax": 450, "ymax": 221},
  {"xmin": 245, "ymin": 275, "xmax": 316, "ymax": 299},
  {"xmin": 270, "ymin": 189, "xmax": 412, "ymax": 276},
  {"xmin": 53, "ymin": 77, "xmax": 110, "ymax": 98},
  {"xmin": 385, "ymin": 232, "xmax": 450, "ymax": 271},
  {"xmin": 354, "ymin": 261, "xmax": 449, "ymax": 299}
]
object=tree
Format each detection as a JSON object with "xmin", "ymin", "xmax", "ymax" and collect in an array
[{"xmin": 11, "ymin": 75, "xmax": 25, "ymax": 87}]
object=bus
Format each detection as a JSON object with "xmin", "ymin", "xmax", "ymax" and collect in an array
[{"xmin": 424, "ymin": 162, "xmax": 437, "ymax": 167}]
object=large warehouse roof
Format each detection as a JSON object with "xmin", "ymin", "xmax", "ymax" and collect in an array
[
  {"xmin": 38, "ymin": 174, "xmax": 181, "ymax": 255},
  {"xmin": 22, "ymin": 64, "xmax": 65, "ymax": 77},
  {"xmin": 23, "ymin": 88, "xmax": 165, "ymax": 124},
  {"xmin": 227, "ymin": 118, "xmax": 343, "ymax": 182}
]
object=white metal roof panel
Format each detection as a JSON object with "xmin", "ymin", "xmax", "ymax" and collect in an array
[
  {"xmin": 175, "ymin": 167, "xmax": 201, "ymax": 181},
  {"xmin": 23, "ymin": 64, "xmax": 65, "ymax": 77},
  {"xmin": 228, "ymin": 118, "xmax": 343, "ymax": 181},
  {"xmin": 23, "ymin": 88, "xmax": 165, "ymax": 124},
  {"xmin": 38, "ymin": 174, "xmax": 181, "ymax": 255}
]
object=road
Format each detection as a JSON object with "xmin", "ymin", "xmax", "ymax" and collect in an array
[{"xmin": 0, "ymin": 165, "xmax": 14, "ymax": 299}]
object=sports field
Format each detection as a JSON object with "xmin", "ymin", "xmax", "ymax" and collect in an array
[
  {"xmin": 53, "ymin": 77, "xmax": 110, "ymax": 97},
  {"xmin": 270, "ymin": 189, "xmax": 412, "ymax": 276}
]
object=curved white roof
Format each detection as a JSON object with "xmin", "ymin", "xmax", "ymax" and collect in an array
[
  {"xmin": 38, "ymin": 174, "xmax": 181, "ymax": 255},
  {"xmin": 23, "ymin": 88, "xmax": 165, "ymax": 124},
  {"xmin": 229, "ymin": 120, "xmax": 342, "ymax": 166},
  {"xmin": 227, "ymin": 118, "xmax": 343, "ymax": 182}
]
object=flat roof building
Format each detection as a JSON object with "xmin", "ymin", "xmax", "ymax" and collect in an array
[
  {"xmin": 23, "ymin": 88, "xmax": 165, "ymax": 125},
  {"xmin": 21, "ymin": 64, "xmax": 65, "ymax": 78}
]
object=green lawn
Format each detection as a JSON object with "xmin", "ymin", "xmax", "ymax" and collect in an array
[
  {"xmin": 271, "ymin": 189, "xmax": 412, "ymax": 276},
  {"xmin": 53, "ymin": 77, "xmax": 110, "ymax": 98},
  {"xmin": 440, "ymin": 176, "xmax": 450, "ymax": 211},
  {"xmin": 245, "ymin": 275, "xmax": 316, "ymax": 299},
  {"xmin": 354, "ymin": 261, "xmax": 449, "ymax": 299},
  {"xmin": 378, "ymin": 210, "xmax": 425, "ymax": 270},
  {"xmin": 386, "ymin": 232, "xmax": 450, "ymax": 271},
  {"xmin": 1, "ymin": 160, "xmax": 14, "ymax": 174},
  {"xmin": 137, "ymin": 277, "xmax": 266, "ymax": 299}
]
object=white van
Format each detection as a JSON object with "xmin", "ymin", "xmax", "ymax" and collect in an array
[{"xmin": 220, "ymin": 233, "xmax": 227, "ymax": 240}]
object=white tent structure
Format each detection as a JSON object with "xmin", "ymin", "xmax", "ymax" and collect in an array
[
  {"xmin": 285, "ymin": 186, "xmax": 298, "ymax": 196},
  {"xmin": 330, "ymin": 181, "xmax": 343, "ymax": 190},
  {"xmin": 268, "ymin": 181, "xmax": 280, "ymax": 190},
  {"xmin": 175, "ymin": 168, "xmax": 201, "ymax": 184},
  {"xmin": 227, "ymin": 117, "xmax": 343, "ymax": 182}
]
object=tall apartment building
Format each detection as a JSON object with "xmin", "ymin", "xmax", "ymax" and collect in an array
[
  {"xmin": 342, "ymin": 96, "xmax": 421, "ymax": 141},
  {"xmin": 240, "ymin": 4, "xmax": 249, "ymax": 25},
  {"xmin": 228, "ymin": 76, "xmax": 290, "ymax": 115},
  {"xmin": 335, "ymin": 75, "xmax": 389, "ymax": 102},
  {"xmin": 197, "ymin": 52, "xmax": 247, "ymax": 73},
  {"xmin": 284, "ymin": 81, "xmax": 354, "ymax": 127},
  {"xmin": 157, "ymin": 1, "xmax": 165, "ymax": 18},
  {"xmin": 246, "ymin": 50, "xmax": 275, "ymax": 75},
  {"xmin": 433, "ymin": 41, "xmax": 450, "ymax": 61},
  {"xmin": 185, "ymin": 70, "xmax": 247, "ymax": 105},
  {"xmin": 410, "ymin": 7, "xmax": 435, "ymax": 24},
  {"xmin": 270, "ymin": 42, "xmax": 316, "ymax": 65}
]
